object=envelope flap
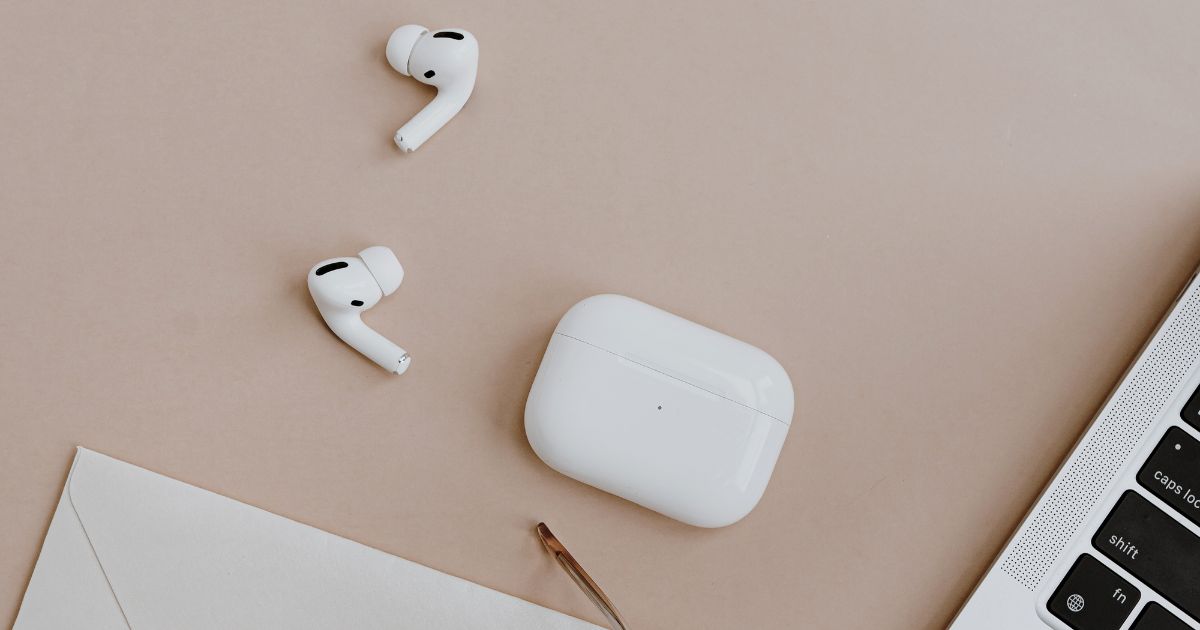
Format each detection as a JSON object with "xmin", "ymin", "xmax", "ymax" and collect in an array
[{"xmin": 67, "ymin": 448, "xmax": 601, "ymax": 629}]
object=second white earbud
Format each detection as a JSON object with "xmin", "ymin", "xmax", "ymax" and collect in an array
[
  {"xmin": 308, "ymin": 246, "xmax": 410, "ymax": 375},
  {"xmin": 386, "ymin": 25, "xmax": 479, "ymax": 152}
]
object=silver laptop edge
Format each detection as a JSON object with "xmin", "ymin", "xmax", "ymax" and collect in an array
[{"xmin": 951, "ymin": 264, "xmax": 1200, "ymax": 630}]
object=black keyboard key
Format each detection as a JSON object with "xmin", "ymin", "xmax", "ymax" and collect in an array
[
  {"xmin": 1181, "ymin": 385, "xmax": 1200, "ymax": 431},
  {"xmin": 1138, "ymin": 427, "xmax": 1200, "ymax": 527},
  {"xmin": 1094, "ymin": 491, "xmax": 1200, "ymax": 621},
  {"xmin": 1130, "ymin": 602, "xmax": 1192, "ymax": 630},
  {"xmin": 1048, "ymin": 554, "xmax": 1140, "ymax": 630}
]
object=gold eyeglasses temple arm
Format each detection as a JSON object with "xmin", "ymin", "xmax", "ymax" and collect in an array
[{"xmin": 536, "ymin": 523, "xmax": 629, "ymax": 630}]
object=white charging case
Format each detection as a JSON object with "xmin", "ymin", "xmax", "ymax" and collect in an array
[{"xmin": 524, "ymin": 294, "xmax": 794, "ymax": 528}]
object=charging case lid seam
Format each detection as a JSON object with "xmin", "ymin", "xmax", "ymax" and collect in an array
[{"xmin": 554, "ymin": 331, "xmax": 790, "ymax": 426}]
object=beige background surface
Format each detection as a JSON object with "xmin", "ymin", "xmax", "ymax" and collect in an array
[{"xmin": 2, "ymin": 1, "xmax": 1200, "ymax": 628}]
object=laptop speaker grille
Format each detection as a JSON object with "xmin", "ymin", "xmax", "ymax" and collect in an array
[{"xmin": 999, "ymin": 281, "xmax": 1200, "ymax": 590}]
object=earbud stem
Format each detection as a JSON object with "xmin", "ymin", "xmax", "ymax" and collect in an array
[
  {"xmin": 320, "ymin": 309, "xmax": 410, "ymax": 375},
  {"xmin": 395, "ymin": 84, "xmax": 474, "ymax": 152}
]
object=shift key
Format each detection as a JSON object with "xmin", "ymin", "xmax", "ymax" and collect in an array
[
  {"xmin": 1093, "ymin": 491, "xmax": 1200, "ymax": 620},
  {"xmin": 1138, "ymin": 426, "xmax": 1200, "ymax": 526}
]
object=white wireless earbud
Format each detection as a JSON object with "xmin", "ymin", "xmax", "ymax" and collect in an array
[
  {"xmin": 386, "ymin": 25, "xmax": 479, "ymax": 152},
  {"xmin": 308, "ymin": 246, "xmax": 411, "ymax": 375}
]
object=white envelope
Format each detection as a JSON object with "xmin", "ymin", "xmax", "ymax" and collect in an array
[{"xmin": 14, "ymin": 448, "xmax": 603, "ymax": 629}]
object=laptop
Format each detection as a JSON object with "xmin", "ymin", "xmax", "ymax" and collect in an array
[{"xmin": 950, "ymin": 266, "xmax": 1200, "ymax": 630}]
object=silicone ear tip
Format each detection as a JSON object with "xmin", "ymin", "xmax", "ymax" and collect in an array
[
  {"xmin": 359, "ymin": 246, "xmax": 404, "ymax": 295},
  {"xmin": 385, "ymin": 25, "xmax": 428, "ymax": 76}
]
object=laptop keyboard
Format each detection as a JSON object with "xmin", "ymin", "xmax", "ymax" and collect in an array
[
  {"xmin": 1048, "ymin": 555, "xmax": 1138, "ymax": 630},
  {"xmin": 1132, "ymin": 603, "xmax": 1194, "ymax": 630},
  {"xmin": 1048, "ymin": 396, "xmax": 1200, "ymax": 630},
  {"xmin": 1093, "ymin": 492, "xmax": 1200, "ymax": 621},
  {"xmin": 1137, "ymin": 427, "xmax": 1200, "ymax": 528}
]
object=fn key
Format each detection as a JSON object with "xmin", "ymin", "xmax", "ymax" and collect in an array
[{"xmin": 1048, "ymin": 554, "xmax": 1140, "ymax": 630}]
